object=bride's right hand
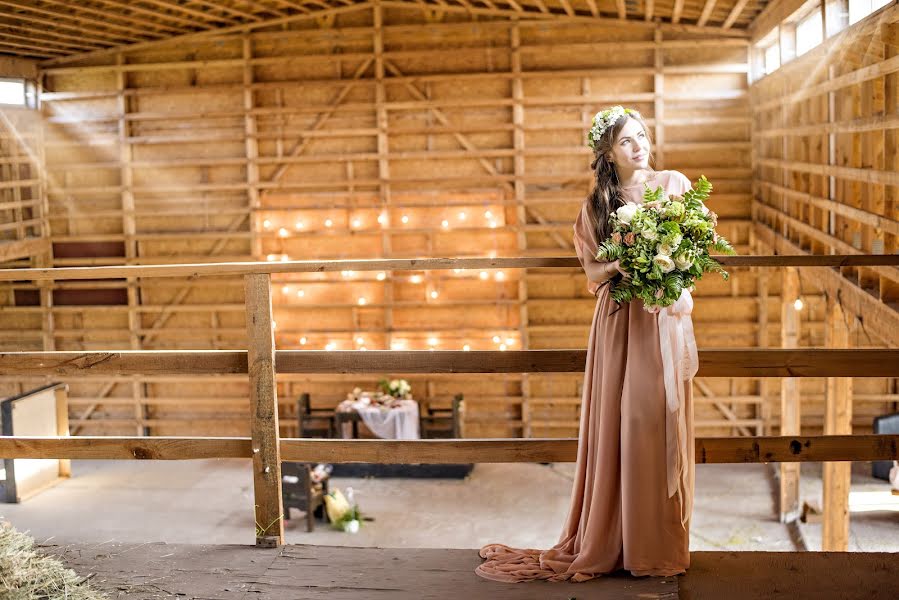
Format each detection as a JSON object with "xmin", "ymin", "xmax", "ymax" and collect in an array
[{"xmin": 612, "ymin": 259, "xmax": 630, "ymax": 279}]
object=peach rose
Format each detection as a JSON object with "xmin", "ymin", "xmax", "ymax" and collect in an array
[
  {"xmin": 611, "ymin": 231, "xmax": 622, "ymax": 244},
  {"xmin": 623, "ymin": 232, "xmax": 636, "ymax": 246}
]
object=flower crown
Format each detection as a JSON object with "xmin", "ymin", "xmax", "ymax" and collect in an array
[{"xmin": 587, "ymin": 105, "xmax": 642, "ymax": 151}]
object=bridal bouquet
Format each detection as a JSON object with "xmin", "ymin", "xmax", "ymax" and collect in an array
[{"xmin": 595, "ymin": 175, "xmax": 735, "ymax": 312}]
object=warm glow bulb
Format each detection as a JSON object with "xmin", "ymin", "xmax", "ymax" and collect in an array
[
  {"xmin": 793, "ymin": 298, "xmax": 803, "ymax": 311},
  {"xmin": 278, "ymin": 227, "xmax": 288, "ymax": 237},
  {"xmin": 479, "ymin": 271, "xmax": 488, "ymax": 280},
  {"xmin": 454, "ymin": 268, "xmax": 462, "ymax": 274},
  {"xmin": 263, "ymin": 219, "xmax": 272, "ymax": 229},
  {"xmin": 499, "ymin": 344, "xmax": 507, "ymax": 351},
  {"xmin": 430, "ymin": 290, "xmax": 438, "ymax": 299},
  {"xmin": 325, "ymin": 342, "xmax": 336, "ymax": 351},
  {"xmin": 401, "ymin": 215, "xmax": 409, "ymax": 224},
  {"xmin": 280, "ymin": 254, "xmax": 289, "ymax": 262},
  {"xmin": 325, "ymin": 218, "xmax": 333, "ymax": 227},
  {"xmin": 356, "ymin": 336, "xmax": 364, "ymax": 344},
  {"xmin": 377, "ymin": 272, "xmax": 386, "ymax": 281},
  {"xmin": 358, "ymin": 297, "xmax": 367, "ymax": 305},
  {"xmin": 300, "ymin": 336, "xmax": 307, "ymax": 345},
  {"xmin": 505, "ymin": 337, "xmax": 514, "ymax": 345},
  {"xmin": 458, "ymin": 211, "xmax": 466, "ymax": 220},
  {"xmin": 295, "ymin": 221, "xmax": 304, "ymax": 230},
  {"xmin": 462, "ymin": 344, "xmax": 470, "ymax": 351},
  {"xmin": 266, "ymin": 254, "xmax": 277, "ymax": 261},
  {"xmin": 495, "ymin": 271, "xmax": 505, "ymax": 281},
  {"xmin": 484, "ymin": 210, "xmax": 493, "ymax": 219},
  {"xmin": 488, "ymin": 220, "xmax": 497, "ymax": 228},
  {"xmin": 297, "ymin": 289, "xmax": 304, "ymax": 298},
  {"xmin": 441, "ymin": 220, "xmax": 449, "ymax": 228},
  {"xmin": 272, "ymin": 321, "xmax": 277, "ymax": 330},
  {"xmin": 360, "ymin": 346, "xmax": 367, "ymax": 351},
  {"xmin": 282, "ymin": 285, "xmax": 290, "ymax": 294},
  {"xmin": 378, "ymin": 213, "xmax": 387, "ymax": 225},
  {"xmin": 352, "ymin": 218, "xmax": 362, "ymax": 228},
  {"xmin": 427, "ymin": 337, "xmax": 438, "ymax": 346},
  {"xmin": 492, "ymin": 335, "xmax": 500, "ymax": 343},
  {"xmin": 410, "ymin": 275, "xmax": 422, "ymax": 284}
]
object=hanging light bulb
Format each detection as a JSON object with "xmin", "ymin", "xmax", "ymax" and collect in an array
[
  {"xmin": 282, "ymin": 285, "xmax": 290, "ymax": 294},
  {"xmin": 488, "ymin": 220, "xmax": 497, "ymax": 228},
  {"xmin": 325, "ymin": 342, "xmax": 336, "ymax": 351},
  {"xmin": 479, "ymin": 271, "xmax": 488, "ymax": 280},
  {"xmin": 492, "ymin": 335, "xmax": 500, "ymax": 343},
  {"xmin": 441, "ymin": 219, "xmax": 449, "ymax": 228},
  {"xmin": 351, "ymin": 218, "xmax": 362, "ymax": 228},
  {"xmin": 462, "ymin": 344, "xmax": 471, "ymax": 351},
  {"xmin": 391, "ymin": 340, "xmax": 406, "ymax": 350},
  {"xmin": 793, "ymin": 298, "xmax": 803, "ymax": 311},
  {"xmin": 295, "ymin": 220, "xmax": 304, "ymax": 230},
  {"xmin": 280, "ymin": 254, "xmax": 289, "ymax": 262},
  {"xmin": 430, "ymin": 290, "xmax": 438, "ymax": 299},
  {"xmin": 458, "ymin": 211, "xmax": 466, "ymax": 220},
  {"xmin": 505, "ymin": 337, "xmax": 514, "ymax": 345},
  {"xmin": 360, "ymin": 346, "xmax": 367, "ymax": 351},
  {"xmin": 495, "ymin": 271, "xmax": 505, "ymax": 281},
  {"xmin": 296, "ymin": 289, "xmax": 305, "ymax": 298},
  {"xmin": 325, "ymin": 218, "xmax": 333, "ymax": 227},
  {"xmin": 401, "ymin": 214, "xmax": 409, "ymax": 224},
  {"xmin": 453, "ymin": 268, "xmax": 462, "ymax": 274},
  {"xmin": 358, "ymin": 297, "xmax": 367, "ymax": 306},
  {"xmin": 378, "ymin": 213, "xmax": 387, "ymax": 225},
  {"xmin": 356, "ymin": 336, "xmax": 364, "ymax": 344},
  {"xmin": 299, "ymin": 336, "xmax": 307, "ymax": 345},
  {"xmin": 427, "ymin": 337, "xmax": 438, "ymax": 346},
  {"xmin": 263, "ymin": 219, "xmax": 272, "ymax": 229},
  {"xmin": 266, "ymin": 254, "xmax": 277, "ymax": 261},
  {"xmin": 376, "ymin": 272, "xmax": 387, "ymax": 281},
  {"xmin": 278, "ymin": 227, "xmax": 289, "ymax": 238},
  {"xmin": 499, "ymin": 344, "xmax": 507, "ymax": 351},
  {"xmin": 484, "ymin": 210, "xmax": 493, "ymax": 219},
  {"xmin": 410, "ymin": 274, "xmax": 422, "ymax": 284}
]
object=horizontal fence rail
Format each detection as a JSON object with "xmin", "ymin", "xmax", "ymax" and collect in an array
[
  {"xmin": 0, "ymin": 254, "xmax": 897, "ymax": 281},
  {"xmin": 1, "ymin": 349, "xmax": 897, "ymax": 377},
  {"xmin": 1, "ymin": 435, "xmax": 897, "ymax": 464}
]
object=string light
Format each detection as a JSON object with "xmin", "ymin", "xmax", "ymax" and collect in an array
[
  {"xmin": 427, "ymin": 337, "xmax": 438, "ymax": 346},
  {"xmin": 272, "ymin": 321, "xmax": 277, "ymax": 330},
  {"xmin": 356, "ymin": 336, "xmax": 364, "ymax": 344},
  {"xmin": 505, "ymin": 337, "xmax": 514, "ymax": 345},
  {"xmin": 325, "ymin": 218, "xmax": 333, "ymax": 227},
  {"xmin": 430, "ymin": 290, "xmax": 439, "ymax": 299},
  {"xmin": 401, "ymin": 215, "xmax": 409, "ymax": 224},
  {"xmin": 410, "ymin": 275, "xmax": 422, "ymax": 284},
  {"xmin": 495, "ymin": 271, "xmax": 505, "ymax": 281},
  {"xmin": 391, "ymin": 340, "xmax": 406, "ymax": 350},
  {"xmin": 295, "ymin": 221, "xmax": 304, "ymax": 230},
  {"xmin": 462, "ymin": 344, "xmax": 471, "ymax": 351},
  {"xmin": 266, "ymin": 254, "xmax": 277, "ymax": 261},
  {"xmin": 441, "ymin": 219, "xmax": 449, "ymax": 229},
  {"xmin": 358, "ymin": 297, "xmax": 367, "ymax": 305},
  {"xmin": 325, "ymin": 342, "xmax": 336, "ymax": 351},
  {"xmin": 479, "ymin": 271, "xmax": 488, "ymax": 280},
  {"xmin": 351, "ymin": 218, "xmax": 362, "ymax": 228},
  {"xmin": 376, "ymin": 272, "xmax": 387, "ymax": 281},
  {"xmin": 279, "ymin": 254, "xmax": 289, "ymax": 262},
  {"xmin": 263, "ymin": 219, "xmax": 272, "ymax": 229},
  {"xmin": 458, "ymin": 211, "xmax": 466, "ymax": 220},
  {"xmin": 278, "ymin": 227, "xmax": 289, "ymax": 237},
  {"xmin": 794, "ymin": 298, "xmax": 803, "ymax": 311},
  {"xmin": 282, "ymin": 285, "xmax": 290, "ymax": 294},
  {"xmin": 378, "ymin": 213, "xmax": 387, "ymax": 225},
  {"xmin": 499, "ymin": 344, "xmax": 507, "ymax": 351},
  {"xmin": 453, "ymin": 268, "xmax": 463, "ymax": 274},
  {"xmin": 488, "ymin": 220, "xmax": 497, "ymax": 228},
  {"xmin": 296, "ymin": 289, "xmax": 305, "ymax": 298},
  {"xmin": 360, "ymin": 346, "xmax": 367, "ymax": 351},
  {"xmin": 492, "ymin": 335, "xmax": 501, "ymax": 343},
  {"xmin": 299, "ymin": 336, "xmax": 307, "ymax": 345},
  {"xmin": 484, "ymin": 210, "xmax": 493, "ymax": 219}
]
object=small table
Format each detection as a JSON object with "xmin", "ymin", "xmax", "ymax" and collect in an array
[{"xmin": 335, "ymin": 398, "xmax": 420, "ymax": 440}]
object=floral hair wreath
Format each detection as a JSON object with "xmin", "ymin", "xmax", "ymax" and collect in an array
[{"xmin": 587, "ymin": 105, "xmax": 642, "ymax": 151}]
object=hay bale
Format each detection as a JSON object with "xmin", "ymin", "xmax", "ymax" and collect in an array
[{"xmin": 0, "ymin": 520, "xmax": 107, "ymax": 599}]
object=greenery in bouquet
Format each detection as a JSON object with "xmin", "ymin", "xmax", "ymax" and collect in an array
[
  {"xmin": 323, "ymin": 487, "xmax": 365, "ymax": 533},
  {"xmin": 595, "ymin": 174, "xmax": 735, "ymax": 311},
  {"xmin": 377, "ymin": 378, "xmax": 412, "ymax": 399}
]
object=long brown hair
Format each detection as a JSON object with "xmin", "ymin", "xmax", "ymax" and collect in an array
[{"xmin": 586, "ymin": 111, "xmax": 656, "ymax": 243}]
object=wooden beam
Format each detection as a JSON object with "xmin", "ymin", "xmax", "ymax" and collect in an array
[
  {"xmin": 779, "ymin": 266, "xmax": 801, "ymax": 523},
  {"xmin": 0, "ymin": 237, "xmax": 48, "ymax": 262},
  {"xmin": 0, "ymin": 349, "xmax": 897, "ymax": 377},
  {"xmin": 244, "ymin": 273, "xmax": 284, "ymax": 547},
  {"xmin": 0, "ymin": 434, "xmax": 896, "ymax": 463},
  {"xmin": 822, "ymin": 294, "xmax": 852, "ymax": 551}
]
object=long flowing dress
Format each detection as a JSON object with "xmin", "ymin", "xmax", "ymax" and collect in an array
[{"xmin": 476, "ymin": 169, "xmax": 697, "ymax": 583}]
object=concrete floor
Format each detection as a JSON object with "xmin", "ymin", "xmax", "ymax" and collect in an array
[{"xmin": 2, "ymin": 459, "xmax": 897, "ymax": 552}]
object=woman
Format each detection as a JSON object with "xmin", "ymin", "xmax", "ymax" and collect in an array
[{"xmin": 475, "ymin": 106, "xmax": 697, "ymax": 583}]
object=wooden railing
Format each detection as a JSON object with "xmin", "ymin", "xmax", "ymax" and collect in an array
[{"xmin": 0, "ymin": 254, "xmax": 897, "ymax": 546}]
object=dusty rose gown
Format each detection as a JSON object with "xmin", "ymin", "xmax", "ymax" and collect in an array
[{"xmin": 476, "ymin": 170, "xmax": 696, "ymax": 583}]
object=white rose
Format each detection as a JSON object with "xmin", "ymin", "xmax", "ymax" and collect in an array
[
  {"xmin": 345, "ymin": 519, "xmax": 360, "ymax": 533},
  {"xmin": 616, "ymin": 204, "xmax": 639, "ymax": 225},
  {"xmin": 656, "ymin": 242, "xmax": 673, "ymax": 256},
  {"xmin": 653, "ymin": 253, "xmax": 675, "ymax": 273},
  {"xmin": 674, "ymin": 253, "xmax": 693, "ymax": 270},
  {"xmin": 641, "ymin": 227, "xmax": 658, "ymax": 241}
]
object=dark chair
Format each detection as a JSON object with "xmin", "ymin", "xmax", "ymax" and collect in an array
[
  {"xmin": 281, "ymin": 462, "xmax": 329, "ymax": 532},
  {"xmin": 297, "ymin": 392, "xmax": 335, "ymax": 438},
  {"xmin": 419, "ymin": 393, "xmax": 464, "ymax": 439}
]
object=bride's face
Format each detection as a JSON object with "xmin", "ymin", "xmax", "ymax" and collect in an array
[{"xmin": 607, "ymin": 117, "xmax": 650, "ymax": 170}]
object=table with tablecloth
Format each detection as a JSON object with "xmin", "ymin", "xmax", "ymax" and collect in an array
[{"xmin": 335, "ymin": 397, "xmax": 420, "ymax": 440}]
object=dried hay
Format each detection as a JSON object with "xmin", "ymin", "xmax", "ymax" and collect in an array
[{"xmin": 0, "ymin": 520, "xmax": 107, "ymax": 599}]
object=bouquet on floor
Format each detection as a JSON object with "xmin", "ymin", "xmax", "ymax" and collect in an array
[
  {"xmin": 324, "ymin": 486, "xmax": 364, "ymax": 533},
  {"xmin": 595, "ymin": 175, "xmax": 735, "ymax": 312}
]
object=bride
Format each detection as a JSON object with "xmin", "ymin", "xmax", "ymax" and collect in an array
[{"xmin": 475, "ymin": 106, "xmax": 698, "ymax": 583}]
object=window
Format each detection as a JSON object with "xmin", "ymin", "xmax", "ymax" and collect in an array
[
  {"xmin": 849, "ymin": 0, "xmax": 891, "ymax": 25},
  {"xmin": 0, "ymin": 78, "xmax": 37, "ymax": 108},
  {"xmin": 764, "ymin": 43, "xmax": 781, "ymax": 75},
  {"xmin": 796, "ymin": 10, "xmax": 823, "ymax": 56}
]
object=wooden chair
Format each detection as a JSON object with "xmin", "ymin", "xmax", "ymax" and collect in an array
[
  {"xmin": 418, "ymin": 393, "xmax": 464, "ymax": 438},
  {"xmin": 281, "ymin": 462, "xmax": 329, "ymax": 532},
  {"xmin": 297, "ymin": 392, "xmax": 335, "ymax": 438}
]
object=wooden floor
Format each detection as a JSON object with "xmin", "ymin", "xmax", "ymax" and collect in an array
[{"xmin": 44, "ymin": 542, "xmax": 898, "ymax": 599}]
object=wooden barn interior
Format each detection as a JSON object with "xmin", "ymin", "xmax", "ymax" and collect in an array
[{"xmin": 0, "ymin": 0, "xmax": 897, "ymax": 598}]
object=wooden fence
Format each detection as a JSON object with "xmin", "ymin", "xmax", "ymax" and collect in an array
[{"xmin": 0, "ymin": 254, "xmax": 897, "ymax": 547}]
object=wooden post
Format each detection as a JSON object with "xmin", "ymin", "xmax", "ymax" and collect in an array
[
  {"xmin": 245, "ymin": 273, "xmax": 284, "ymax": 547},
  {"xmin": 54, "ymin": 384, "xmax": 71, "ymax": 478},
  {"xmin": 823, "ymin": 293, "xmax": 852, "ymax": 551},
  {"xmin": 779, "ymin": 266, "xmax": 801, "ymax": 522}
]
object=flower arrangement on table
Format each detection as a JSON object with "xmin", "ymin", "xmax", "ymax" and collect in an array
[
  {"xmin": 596, "ymin": 174, "xmax": 736, "ymax": 312},
  {"xmin": 341, "ymin": 379, "xmax": 412, "ymax": 411},
  {"xmin": 377, "ymin": 378, "xmax": 412, "ymax": 400}
]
